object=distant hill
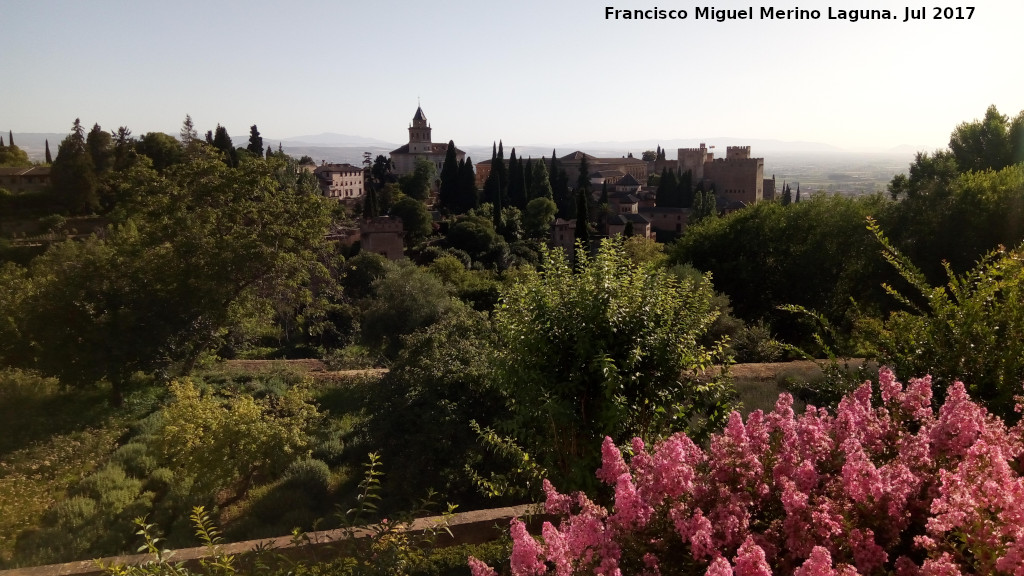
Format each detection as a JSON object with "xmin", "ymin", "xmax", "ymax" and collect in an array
[{"xmin": 275, "ymin": 133, "xmax": 396, "ymax": 147}]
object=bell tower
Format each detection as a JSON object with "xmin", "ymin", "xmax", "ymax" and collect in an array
[{"xmin": 408, "ymin": 105, "xmax": 433, "ymax": 154}]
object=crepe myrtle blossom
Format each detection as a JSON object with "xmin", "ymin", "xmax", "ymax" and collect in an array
[{"xmin": 470, "ymin": 368, "xmax": 1024, "ymax": 575}]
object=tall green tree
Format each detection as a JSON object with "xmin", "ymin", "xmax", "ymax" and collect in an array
[
  {"xmin": 577, "ymin": 153, "xmax": 592, "ymax": 194},
  {"xmin": 529, "ymin": 157, "xmax": 553, "ymax": 200},
  {"xmin": 550, "ymin": 151, "xmax": 573, "ymax": 219},
  {"xmin": 483, "ymin": 142, "xmax": 501, "ymax": 207},
  {"xmin": 111, "ymin": 127, "xmax": 136, "ymax": 171},
  {"xmin": 44, "ymin": 139, "xmax": 52, "ymax": 164},
  {"xmin": 508, "ymin": 149, "xmax": 527, "ymax": 209},
  {"xmin": 438, "ymin": 140, "xmax": 460, "ymax": 213},
  {"xmin": 656, "ymin": 167, "xmax": 678, "ymax": 207},
  {"xmin": 399, "ymin": 158, "xmax": 435, "ymax": 200},
  {"xmin": 457, "ymin": 156, "xmax": 479, "ymax": 212},
  {"xmin": 180, "ymin": 114, "xmax": 199, "ymax": 149},
  {"xmin": 50, "ymin": 118, "xmax": 99, "ymax": 214},
  {"xmin": 247, "ymin": 124, "xmax": 264, "ymax": 157},
  {"xmin": 949, "ymin": 105, "xmax": 1014, "ymax": 173},
  {"xmin": 574, "ymin": 186, "xmax": 590, "ymax": 246},
  {"xmin": 86, "ymin": 123, "xmax": 114, "ymax": 175},
  {"xmin": 211, "ymin": 124, "xmax": 238, "ymax": 167}
]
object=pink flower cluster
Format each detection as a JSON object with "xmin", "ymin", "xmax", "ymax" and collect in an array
[{"xmin": 470, "ymin": 369, "xmax": 1024, "ymax": 575}]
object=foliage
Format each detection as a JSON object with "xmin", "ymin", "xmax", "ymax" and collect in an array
[
  {"xmin": 0, "ymin": 142, "xmax": 32, "ymax": 167},
  {"xmin": 474, "ymin": 368, "xmax": 1024, "ymax": 575},
  {"xmin": 155, "ymin": 378, "xmax": 321, "ymax": 498},
  {"xmin": 363, "ymin": 307, "xmax": 504, "ymax": 509},
  {"xmin": 671, "ymin": 193, "xmax": 895, "ymax": 349},
  {"xmin": 489, "ymin": 237, "xmax": 734, "ymax": 492},
  {"xmin": 359, "ymin": 261, "xmax": 465, "ymax": 359},
  {"xmin": 400, "ymin": 159, "xmax": 437, "ymax": 201},
  {"xmin": 136, "ymin": 132, "xmax": 184, "ymax": 173},
  {"xmin": 390, "ymin": 196, "xmax": 433, "ymax": 244},
  {"xmin": 50, "ymin": 118, "xmax": 100, "ymax": 213},
  {"xmin": 949, "ymin": 104, "xmax": 1023, "ymax": 173},
  {"xmin": 860, "ymin": 218, "xmax": 1024, "ymax": 420},
  {"xmin": 0, "ymin": 150, "xmax": 332, "ymax": 399}
]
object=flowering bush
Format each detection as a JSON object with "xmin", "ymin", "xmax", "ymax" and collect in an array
[{"xmin": 471, "ymin": 369, "xmax": 1024, "ymax": 575}]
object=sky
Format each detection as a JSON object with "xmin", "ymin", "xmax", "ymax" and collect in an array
[{"xmin": 2, "ymin": 0, "xmax": 1022, "ymax": 153}]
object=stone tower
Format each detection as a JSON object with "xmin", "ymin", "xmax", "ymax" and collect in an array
[{"xmin": 408, "ymin": 106, "xmax": 433, "ymax": 154}]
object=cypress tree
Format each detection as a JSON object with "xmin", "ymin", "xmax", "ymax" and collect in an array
[
  {"xmin": 600, "ymin": 180, "xmax": 608, "ymax": 205},
  {"xmin": 523, "ymin": 158, "xmax": 534, "ymax": 200},
  {"xmin": 494, "ymin": 140, "xmax": 508, "ymax": 206},
  {"xmin": 656, "ymin": 168, "xmax": 679, "ymax": 207},
  {"xmin": 508, "ymin": 148, "xmax": 527, "ymax": 209},
  {"xmin": 211, "ymin": 125, "xmax": 237, "ymax": 167},
  {"xmin": 492, "ymin": 173, "xmax": 503, "ymax": 232},
  {"xmin": 483, "ymin": 142, "xmax": 500, "ymax": 206},
  {"xmin": 438, "ymin": 140, "xmax": 460, "ymax": 213},
  {"xmin": 363, "ymin": 184, "xmax": 380, "ymax": 219},
  {"xmin": 624, "ymin": 220, "xmax": 635, "ymax": 237},
  {"xmin": 8, "ymin": 131, "xmax": 12, "ymax": 147},
  {"xmin": 247, "ymin": 125, "xmax": 264, "ymax": 157},
  {"xmin": 679, "ymin": 169, "xmax": 694, "ymax": 208},
  {"xmin": 574, "ymin": 186, "xmax": 590, "ymax": 246},
  {"xmin": 549, "ymin": 149, "xmax": 559, "ymax": 190},
  {"xmin": 781, "ymin": 182, "xmax": 792, "ymax": 205},
  {"xmin": 577, "ymin": 153, "xmax": 591, "ymax": 194},
  {"xmin": 45, "ymin": 139, "xmax": 52, "ymax": 164},
  {"xmin": 796, "ymin": 184, "xmax": 801, "ymax": 203},
  {"xmin": 458, "ymin": 156, "xmax": 478, "ymax": 212},
  {"xmin": 530, "ymin": 157, "xmax": 553, "ymax": 200}
]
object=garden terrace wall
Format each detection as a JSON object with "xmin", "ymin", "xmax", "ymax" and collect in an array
[{"xmin": 0, "ymin": 504, "xmax": 546, "ymax": 576}]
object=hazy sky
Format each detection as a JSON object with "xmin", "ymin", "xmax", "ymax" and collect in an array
[{"xmin": 2, "ymin": 0, "xmax": 1022, "ymax": 152}]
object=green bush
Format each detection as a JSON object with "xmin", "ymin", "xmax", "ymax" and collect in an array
[
  {"xmin": 74, "ymin": 465, "xmax": 142, "ymax": 510},
  {"xmin": 111, "ymin": 442, "xmax": 157, "ymax": 477},
  {"xmin": 282, "ymin": 458, "xmax": 332, "ymax": 498},
  {"xmin": 45, "ymin": 496, "xmax": 97, "ymax": 529},
  {"xmin": 311, "ymin": 436, "xmax": 345, "ymax": 466},
  {"xmin": 144, "ymin": 467, "xmax": 176, "ymax": 496},
  {"xmin": 322, "ymin": 344, "xmax": 378, "ymax": 370}
]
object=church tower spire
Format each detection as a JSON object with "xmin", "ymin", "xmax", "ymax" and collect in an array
[{"xmin": 409, "ymin": 105, "xmax": 432, "ymax": 153}]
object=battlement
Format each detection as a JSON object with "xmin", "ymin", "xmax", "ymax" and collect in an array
[
  {"xmin": 361, "ymin": 216, "xmax": 404, "ymax": 234},
  {"xmin": 678, "ymin": 143, "xmax": 708, "ymax": 154},
  {"xmin": 712, "ymin": 156, "xmax": 762, "ymax": 165},
  {"xmin": 725, "ymin": 146, "xmax": 751, "ymax": 159}
]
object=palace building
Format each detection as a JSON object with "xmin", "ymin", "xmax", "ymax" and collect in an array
[{"xmin": 389, "ymin": 106, "xmax": 465, "ymax": 176}]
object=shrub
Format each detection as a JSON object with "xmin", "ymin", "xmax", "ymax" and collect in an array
[
  {"xmin": 155, "ymin": 378, "xmax": 321, "ymax": 498},
  {"xmin": 863, "ymin": 219, "xmax": 1024, "ymax": 420},
  {"xmin": 473, "ymin": 368, "xmax": 1024, "ymax": 575},
  {"xmin": 74, "ymin": 465, "xmax": 142, "ymax": 510},
  {"xmin": 45, "ymin": 496, "xmax": 97, "ymax": 529},
  {"xmin": 111, "ymin": 442, "xmax": 158, "ymax": 477},
  {"xmin": 488, "ymin": 238, "xmax": 733, "ymax": 492},
  {"xmin": 282, "ymin": 458, "xmax": 332, "ymax": 498}
]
